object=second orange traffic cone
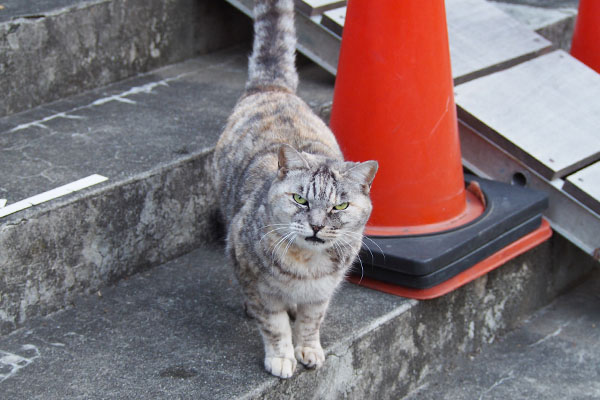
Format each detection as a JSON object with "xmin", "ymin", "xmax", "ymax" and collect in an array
[{"xmin": 571, "ymin": 0, "xmax": 600, "ymax": 73}]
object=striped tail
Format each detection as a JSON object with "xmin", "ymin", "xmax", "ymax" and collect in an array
[{"xmin": 246, "ymin": 0, "xmax": 299, "ymax": 93}]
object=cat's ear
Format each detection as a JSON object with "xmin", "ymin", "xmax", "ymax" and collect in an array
[
  {"xmin": 278, "ymin": 145, "xmax": 309, "ymax": 177},
  {"xmin": 343, "ymin": 160, "xmax": 378, "ymax": 188}
]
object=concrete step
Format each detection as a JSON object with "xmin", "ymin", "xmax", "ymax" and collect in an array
[
  {"xmin": 0, "ymin": 243, "xmax": 595, "ymax": 399},
  {"xmin": 0, "ymin": 0, "xmax": 250, "ymax": 118},
  {"xmin": 402, "ymin": 268, "xmax": 600, "ymax": 400},
  {"xmin": 0, "ymin": 45, "xmax": 335, "ymax": 335}
]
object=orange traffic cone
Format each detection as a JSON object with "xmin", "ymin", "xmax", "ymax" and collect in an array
[
  {"xmin": 331, "ymin": 0, "xmax": 551, "ymax": 299},
  {"xmin": 330, "ymin": 0, "xmax": 483, "ymax": 235},
  {"xmin": 571, "ymin": 0, "xmax": 600, "ymax": 73}
]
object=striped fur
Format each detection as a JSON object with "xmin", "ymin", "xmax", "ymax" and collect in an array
[
  {"xmin": 247, "ymin": 0, "xmax": 298, "ymax": 92},
  {"xmin": 213, "ymin": 0, "xmax": 377, "ymax": 379}
]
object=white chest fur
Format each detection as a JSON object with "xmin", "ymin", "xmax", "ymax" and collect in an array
[{"xmin": 273, "ymin": 247, "xmax": 345, "ymax": 304}]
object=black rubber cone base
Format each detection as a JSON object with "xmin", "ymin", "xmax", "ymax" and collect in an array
[{"xmin": 355, "ymin": 175, "xmax": 549, "ymax": 289}]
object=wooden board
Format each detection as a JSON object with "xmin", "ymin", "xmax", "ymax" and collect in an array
[
  {"xmin": 564, "ymin": 162, "xmax": 600, "ymax": 216},
  {"xmin": 446, "ymin": 0, "xmax": 552, "ymax": 84},
  {"xmin": 320, "ymin": 6, "xmax": 345, "ymax": 37},
  {"xmin": 455, "ymin": 50, "xmax": 600, "ymax": 180},
  {"xmin": 315, "ymin": 0, "xmax": 551, "ymax": 80},
  {"xmin": 295, "ymin": 0, "xmax": 346, "ymax": 17}
]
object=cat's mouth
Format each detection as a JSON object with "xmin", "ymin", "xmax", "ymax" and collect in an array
[{"xmin": 305, "ymin": 235, "xmax": 325, "ymax": 244}]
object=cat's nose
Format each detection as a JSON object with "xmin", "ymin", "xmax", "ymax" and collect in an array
[{"xmin": 310, "ymin": 224, "xmax": 324, "ymax": 234}]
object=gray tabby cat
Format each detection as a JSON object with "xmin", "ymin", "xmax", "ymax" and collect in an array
[{"xmin": 213, "ymin": 0, "xmax": 377, "ymax": 379}]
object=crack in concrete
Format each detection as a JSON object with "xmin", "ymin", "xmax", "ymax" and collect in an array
[
  {"xmin": 527, "ymin": 320, "xmax": 570, "ymax": 347},
  {"xmin": 478, "ymin": 369, "xmax": 515, "ymax": 400}
]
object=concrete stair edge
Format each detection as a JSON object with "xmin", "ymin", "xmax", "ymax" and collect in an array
[
  {"xmin": 0, "ymin": 236, "xmax": 594, "ymax": 398},
  {"xmin": 0, "ymin": 149, "xmax": 220, "ymax": 335}
]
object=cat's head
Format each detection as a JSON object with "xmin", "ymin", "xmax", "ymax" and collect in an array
[{"xmin": 266, "ymin": 145, "xmax": 378, "ymax": 251}]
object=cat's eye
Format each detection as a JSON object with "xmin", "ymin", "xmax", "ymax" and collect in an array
[
  {"xmin": 293, "ymin": 193, "xmax": 308, "ymax": 206},
  {"xmin": 334, "ymin": 202, "xmax": 349, "ymax": 211}
]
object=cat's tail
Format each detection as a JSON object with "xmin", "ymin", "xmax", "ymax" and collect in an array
[{"xmin": 246, "ymin": 0, "xmax": 298, "ymax": 94}]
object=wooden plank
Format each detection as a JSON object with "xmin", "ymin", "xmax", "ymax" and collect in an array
[
  {"xmin": 295, "ymin": 0, "xmax": 346, "ymax": 17},
  {"xmin": 564, "ymin": 162, "xmax": 600, "ymax": 216},
  {"xmin": 320, "ymin": 6, "xmax": 345, "ymax": 37},
  {"xmin": 446, "ymin": 0, "xmax": 552, "ymax": 84},
  {"xmin": 455, "ymin": 50, "xmax": 600, "ymax": 180},
  {"xmin": 314, "ymin": 0, "xmax": 552, "ymax": 79}
]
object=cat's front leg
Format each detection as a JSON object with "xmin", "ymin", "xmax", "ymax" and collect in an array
[
  {"xmin": 293, "ymin": 301, "xmax": 328, "ymax": 369},
  {"xmin": 250, "ymin": 301, "xmax": 297, "ymax": 378}
]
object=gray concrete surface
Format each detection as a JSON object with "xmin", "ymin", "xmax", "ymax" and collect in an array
[
  {"xmin": 403, "ymin": 268, "xmax": 600, "ymax": 400},
  {"xmin": 0, "ymin": 245, "xmax": 413, "ymax": 399},
  {"xmin": 0, "ymin": 0, "xmax": 250, "ymax": 117},
  {"xmin": 0, "ymin": 46, "xmax": 336, "ymax": 335},
  {"xmin": 0, "ymin": 240, "xmax": 595, "ymax": 399}
]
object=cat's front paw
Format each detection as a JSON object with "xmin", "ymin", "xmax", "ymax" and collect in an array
[
  {"xmin": 264, "ymin": 356, "xmax": 297, "ymax": 379},
  {"xmin": 295, "ymin": 345, "xmax": 325, "ymax": 369}
]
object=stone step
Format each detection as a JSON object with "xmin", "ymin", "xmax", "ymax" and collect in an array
[
  {"xmin": 402, "ymin": 268, "xmax": 600, "ymax": 400},
  {"xmin": 0, "ymin": 242, "xmax": 594, "ymax": 399},
  {"xmin": 0, "ymin": 45, "xmax": 335, "ymax": 335},
  {"xmin": 0, "ymin": 0, "xmax": 250, "ymax": 118}
]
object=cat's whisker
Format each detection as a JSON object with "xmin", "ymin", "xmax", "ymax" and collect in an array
[
  {"xmin": 356, "ymin": 255, "xmax": 365, "ymax": 284},
  {"xmin": 271, "ymin": 232, "xmax": 294, "ymax": 261},
  {"xmin": 361, "ymin": 236, "xmax": 386, "ymax": 262},
  {"xmin": 332, "ymin": 242, "xmax": 343, "ymax": 260},
  {"xmin": 282, "ymin": 233, "xmax": 297, "ymax": 259},
  {"xmin": 338, "ymin": 231, "xmax": 374, "ymax": 264},
  {"xmin": 259, "ymin": 223, "xmax": 289, "ymax": 229},
  {"xmin": 335, "ymin": 237, "xmax": 364, "ymax": 283},
  {"xmin": 340, "ymin": 230, "xmax": 386, "ymax": 262},
  {"xmin": 259, "ymin": 226, "xmax": 290, "ymax": 243}
]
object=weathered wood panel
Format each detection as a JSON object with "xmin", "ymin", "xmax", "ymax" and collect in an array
[
  {"xmin": 320, "ymin": 6, "xmax": 345, "ymax": 37},
  {"xmin": 446, "ymin": 0, "xmax": 552, "ymax": 84},
  {"xmin": 456, "ymin": 51, "xmax": 600, "ymax": 180},
  {"xmin": 315, "ymin": 0, "xmax": 553, "ymax": 82}
]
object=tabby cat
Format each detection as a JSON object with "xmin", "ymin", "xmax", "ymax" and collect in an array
[{"xmin": 213, "ymin": 0, "xmax": 378, "ymax": 379}]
